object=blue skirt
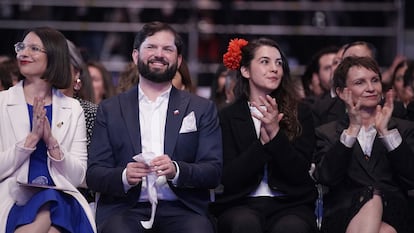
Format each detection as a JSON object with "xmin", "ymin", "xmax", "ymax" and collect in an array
[{"xmin": 6, "ymin": 189, "xmax": 94, "ymax": 233}]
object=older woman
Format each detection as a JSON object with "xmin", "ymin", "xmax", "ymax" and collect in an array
[{"xmin": 314, "ymin": 56, "xmax": 414, "ymax": 233}]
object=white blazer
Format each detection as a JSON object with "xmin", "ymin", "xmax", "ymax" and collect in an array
[{"xmin": 0, "ymin": 81, "xmax": 96, "ymax": 232}]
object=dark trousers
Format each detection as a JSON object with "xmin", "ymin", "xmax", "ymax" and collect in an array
[
  {"xmin": 100, "ymin": 201, "xmax": 214, "ymax": 233},
  {"xmin": 216, "ymin": 197, "xmax": 317, "ymax": 233}
]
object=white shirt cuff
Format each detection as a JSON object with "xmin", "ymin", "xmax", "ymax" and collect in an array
[
  {"xmin": 380, "ymin": 128, "xmax": 402, "ymax": 151},
  {"xmin": 340, "ymin": 130, "xmax": 357, "ymax": 148},
  {"xmin": 169, "ymin": 161, "xmax": 180, "ymax": 186}
]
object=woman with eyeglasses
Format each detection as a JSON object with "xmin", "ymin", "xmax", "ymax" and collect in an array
[{"xmin": 0, "ymin": 27, "xmax": 96, "ymax": 232}]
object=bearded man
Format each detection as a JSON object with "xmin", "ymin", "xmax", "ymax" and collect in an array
[{"xmin": 86, "ymin": 21, "xmax": 223, "ymax": 233}]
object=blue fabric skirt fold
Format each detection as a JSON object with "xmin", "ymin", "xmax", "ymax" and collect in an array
[{"xmin": 6, "ymin": 189, "xmax": 94, "ymax": 233}]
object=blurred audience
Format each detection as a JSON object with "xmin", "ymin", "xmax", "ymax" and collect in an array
[
  {"xmin": 87, "ymin": 60, "xmax": 116, "ymax": 104},
  {"xmin": 301, "ymin": 46, "xmax": 338, "ymax": 103},
  {"xmin": 172, "ymin": 59, "xmax": 195, "ymax": 93},
  {"xmin": 390, "ymin": 59, "xmax": 409, "ymax": 105},
  {"xmin": 117, "ymin": 61, "xmax": 139, "ymax": 94},
  {"xmin": 404, "ymin": 61, "xmax": 414, "ymax": 121},
  {"xmin": 0, "ymin": 63, "xmax": 14, "ymax": 91},
  {"xmin": 210, "ymin": 64, "xmax": 236, "ymax": 110},
  {"xmin": 402, "ymin": 60, "xmax": 414, "ymax": 105},
  {"xmin": 61, "ymin": 39, "xmax": 97, "ymax": 147},
  {"xmin": 0, "ymin": 56, "xmax": 19, "ymax": 91}
]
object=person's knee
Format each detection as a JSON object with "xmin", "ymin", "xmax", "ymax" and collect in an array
[
  {"xmin": 270, "ymin": 215, "xmax": 313, "ymax": 233},
  {"xmin": 217, "ymin": 209, "xmax": 262, "ymax": 233},
  {"xmin": 183, "ymin": 215, "xmax": 215, "ymax": 233},
  {"xmin": 99, "ymin": 214, "xmax": 139, "ymax": 233}
]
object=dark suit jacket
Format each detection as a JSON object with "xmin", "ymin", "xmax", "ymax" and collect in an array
[
  {"xmin": 311, "ymin": 94, "xmax": 345, "ymax": 127},
  {"xmin": 212, "ymin": 97, "xmax": 317, "ymax": 212},
  {"xmin": 314, "ymin": 117, "xmax": 414, "ymax": 216},
  {"xmin": 86, "ymin": 86, "xmax": 223, "ymax": 225},
  {"xmin": 406, "ymin": 101, "xmax": 414, "ymax": 121}
]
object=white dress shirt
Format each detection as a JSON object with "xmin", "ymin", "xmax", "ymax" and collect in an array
[{"xmin": 122, "ymin": 84, "xmax": 178, "ymax": 201}]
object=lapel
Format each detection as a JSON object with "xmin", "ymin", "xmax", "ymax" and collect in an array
[
  {"xmin": 340, "ymin": 117, "xmax": 400, "ymax": 178},
  {"xmin": 120, "ymin": 86, "xmax": 141, "ymax": 155},
  {"xmin": 164, "ymin": 87, "xmax": 189, "ymax": 157},
  {"xmin": 6, "ymin": 82, "xmax": 30, "ymax": 141},
  {"xmin": 229, "ymin": 98, "xmax": 257, "ymax": 149},
  {"xmin": 51, "ymin": 89, "xmax": 72, "ymax": 144},
  {"xmin": 367, "ymin": 118, "xmax": 399, "ymax": 168},
  {"xmin": 6, "ymin": 83, "xmax": 73, "ymax": 145}
]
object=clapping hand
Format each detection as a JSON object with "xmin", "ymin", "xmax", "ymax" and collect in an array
[
  {"xmin": 251, "ymin": 95, "xmax": 283, "ymax": 144},
  {"xmin": 375, "ymin": 89, "xmax": 394, "ymax": 136},
  {"xmin": 31, "ymin": 96, "xmax": 47, "ymax": 141},
  {"xmin": 27, "ymin": 97, "xmax": 60, "ymax": 159},
  {"xmin": 340, "ymin": 88, "xmax": 361, "ymax": 136}
]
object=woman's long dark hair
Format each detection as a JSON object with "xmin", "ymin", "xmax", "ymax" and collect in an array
[{"xmin": 234, "ymin": 37, "xmax": 301, "ymax": 140}]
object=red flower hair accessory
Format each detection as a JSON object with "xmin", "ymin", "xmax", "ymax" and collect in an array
[{"xmin": 223, "ymin": 38, "xmax": 248, "ymax": 70}]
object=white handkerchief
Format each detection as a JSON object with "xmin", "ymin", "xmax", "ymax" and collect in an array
[
  {"xmin": 133, "ymin": 152, "xmax": 158, "ymax": 229},
  {"xmin": 179, "ymin": 111, "xmax": 197, "ymax": 133}
]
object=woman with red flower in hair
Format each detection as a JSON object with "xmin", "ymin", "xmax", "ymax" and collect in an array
[{"xmin": 210, "ymin": 37, "xmax": 318, "ymax": 233}]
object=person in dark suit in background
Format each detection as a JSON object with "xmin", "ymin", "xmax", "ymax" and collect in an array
[
  {"xmin": 86, "ymin": 21, "xmax": 223, "ymax": 233},
  {"xmin": 301, "ymin": 46, "xmax": 338, "ymax": 102},
  {"xmin": 211, "ymin": 37, "xmax": 317, "ymax": 233},
  {"xmin": 314, "ymin": 56, "xmax": 414, "ymax": 233}
]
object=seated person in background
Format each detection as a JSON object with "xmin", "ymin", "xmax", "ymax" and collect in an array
[
  {"xmin": 62, "ymin": 39, "xmax": 98, "ymax": 147},
  {"xmin": 171, "ymin": 59, "xmax": 195, "ymax": 93},
  {"xmin": 117, "ymin": 62, "xmax": 139, "ymax": 94},
  {"xmin": 87, "ymin": 60, "xmax": 116, "ymax": 104},
  {"xmin": 0, "ymin": 56, "xmax": 20, "ymax": 88},
  {"xmin": 211, "ymin": 37, "xmax": 317, "ymax": 233},
  {"xmin": 301, "ymin": 46, "xmax": 338, "ymax": 102},
  {"xmin": 388, "ymin": 59, "xmax": 409, "ymax": 105},
  {"xmin": 210, "ymin": 64, "xmax": 237, "ymax": 110},
  {"xmin": 404, "ymin": 60, "xmax": 414, "ymax": 121},
  {"xmin": 314, "ymin": 56, "xmax": 414, "ymax": 233},
  {"xmin": 0, "ymin": 63, "xmax": 14, "ymax": 91}
]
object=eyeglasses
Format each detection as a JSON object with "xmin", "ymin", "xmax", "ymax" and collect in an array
[{"xmin": 14, "ymin": 42, "xmax": 46, "ymax": 54}]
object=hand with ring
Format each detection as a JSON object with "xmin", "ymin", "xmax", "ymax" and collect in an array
[{"xmin": 31, "ymin": 97, "xmax": 46, "ymax": 139}]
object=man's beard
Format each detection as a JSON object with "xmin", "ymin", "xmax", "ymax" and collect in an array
[{"xmin": 138, "ymin": 57, "xmax": 178, "ymax": 83}]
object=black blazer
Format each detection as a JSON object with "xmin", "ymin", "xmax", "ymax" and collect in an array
[{"xmin": 213, "ymin": 97, "xmax": 317, "ymax": 209}]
